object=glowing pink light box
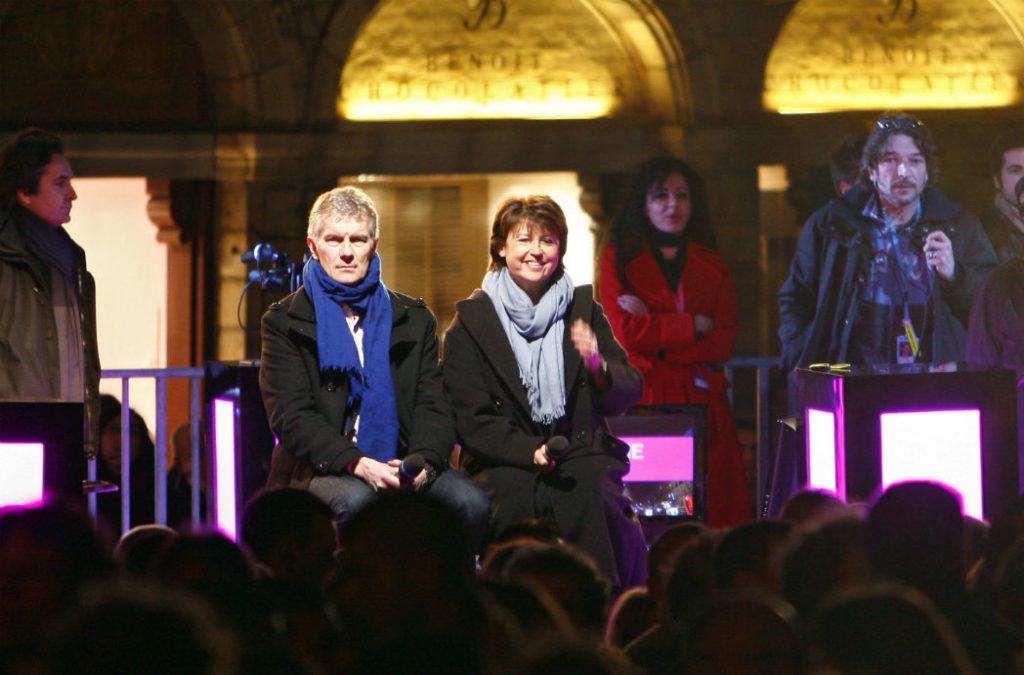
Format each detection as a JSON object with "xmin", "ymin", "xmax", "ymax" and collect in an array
[
  {"xmin": 0, "ymin": 442, "xmax": 45, "ymax": 508},
  {"xmin": 621, "ymin": 435, "xmax": 694, "ymax": 482}
]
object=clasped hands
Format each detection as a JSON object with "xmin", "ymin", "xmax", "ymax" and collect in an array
[{"xmin": 351, "ymin": 456, "xmax": 428, "ymax": 492}]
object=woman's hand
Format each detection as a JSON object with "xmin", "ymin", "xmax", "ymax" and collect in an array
[
  {"xmin": 571, "ymin": 319, "xmax": 605, "ymax": 374},
  {"xmin": 694, "ymin": 313, "xmax": 714, "ymax": 336},
  {"xmin": 616, "ymin": 294, "xmax": 649, "ymax": 316},
  {"xmin": 533, "ymin": 445, "xmax": 555, "ymax": 472}
]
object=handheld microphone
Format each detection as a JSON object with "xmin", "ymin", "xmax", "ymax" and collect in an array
[
  {"xmin": 543, "ymin": 435, "xmax": 570, "ymax": 461},
  {"xmin": 399, "ymin": 454, "xmax": 426, "ymax": 481}
]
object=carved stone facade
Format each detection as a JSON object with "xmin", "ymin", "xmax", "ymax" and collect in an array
[{"xmin": 0, "ymin": 0, "xmax": 1020, "ymax": 370}]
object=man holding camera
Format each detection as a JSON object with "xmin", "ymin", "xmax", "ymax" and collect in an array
[{"xmin": 779, "ymin": 112, "xmax": 997, "ymax": 371}]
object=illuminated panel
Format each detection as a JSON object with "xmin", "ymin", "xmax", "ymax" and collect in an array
[
  {"xmin": 806, "ymin": 408, "xmax": 838, "ymax": 494},
  {"xmin": 0, "ymin": 442, "xmax": 45, "ymax": 507},
  {"xmin": 879, "ymin": 409, "xmax": 982, "ymax": 519},
  {"xmin": 621, "ymin": 435, "xmax": 694, "ymax": 482},
  {"xmin": 213, "ymin": 398, "xmax": 238, "ymax": 541},
  {"xmin": 338, "ymin": 0, "xmax": 640, "ymax": 120},
  {"xmin": 763, "ymin": 0, "xmax": 1024, "ymax": 113}
]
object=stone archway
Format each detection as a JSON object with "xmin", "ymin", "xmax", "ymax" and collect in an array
[
  {"xmin": 763, "ymin": 0, "xmax": 1024, "ymax": 114},
  {"xmin": 307, "ymin": 0, "xmax": 689, "ymax": 134}
]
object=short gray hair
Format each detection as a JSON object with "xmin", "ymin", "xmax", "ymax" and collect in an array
[{"xmin": 307, "ymin": 186, "xmax": 379, "ymax": 241}]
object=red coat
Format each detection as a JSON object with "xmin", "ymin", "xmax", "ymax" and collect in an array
[{"xmin": 600, "ymin": 241, "xmax": 752, "ymax": 526}]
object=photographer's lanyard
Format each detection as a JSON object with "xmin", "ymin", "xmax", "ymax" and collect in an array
[{"xmin": 884, "ymin": 203, "xmax": 925, "ymax": 359}]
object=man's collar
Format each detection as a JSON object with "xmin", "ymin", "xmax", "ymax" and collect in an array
[
  {"xmin": 863, "ymin": 192, "xmax": 921, "ymax": 229},
  {"xmin": 995, "ymin": 192, "xmax": 1024, "ymax": 234}
]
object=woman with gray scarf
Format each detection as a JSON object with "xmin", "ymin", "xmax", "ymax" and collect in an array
[{"xmin": 443, "ymin": 195, "xmax": 648, "ymax": 591}]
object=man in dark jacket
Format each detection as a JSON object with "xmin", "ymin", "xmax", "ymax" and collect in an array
[
  {"xmin": 778, "ymin": 112, "xmax": 997, "ymax": 372},
  {"xmin": 980, "ymin": 131, "xmax": 1024, "ymax": 264},
  {"xmin": 258, "ymin": 186, "xmax": 489, "ymax": 551},
  {"xmin": 0, "ymin": 128, "xmax": 101, "ymax": 458}
]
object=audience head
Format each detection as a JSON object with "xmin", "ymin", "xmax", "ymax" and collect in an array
[
  {"xmin": 862, "ymin": 111, "xmax": 938, "ymax": 181},
  {"xmin": 781, "ymin": 515, "xmax": 869, "ymax": 617},
  {"xmin": 49, "ymin": 580, "xmax": 238, "ymax": 675},
  {"xmin": 149, "ymin": 530, "xmax": 255, "ymax": 597},
  {"xmin": 604, "ymin": 587, "xmax": 658, "ymax": 649},
  {"xmin": 646, "ymin": 521, "xmax": 706, "ymax": 613},
  {"xmin": 488, "ymin": 194, "xmax": 569, "ymax": 273},
  {"xmin": 492, "ymin": 516, "xmax": 564, "ymax": 546},
  {"xmin": 809, "ymin": 583, "xmax": 976, "ymax": 675},
  {"xmin": 683, "ymin": 590, "xmax": 802, "ymax": 675},
  {"xmin": 830, "ymin": 134, "xmax": 867, "ymax": 195},
  {"xmin": 0, "ymin": 127, "xmax": 67, "ymax": 212},
  {"xmin": 503, "ymin": 541, "xmax": 612, "ymax": 637},
  {"xmin": 779, "ymin": 488, "xmax": 848, "ymax": 528},
  {"xmin": 333, "ymin": 491, "xmax": 474, "ymax": 633},
  {"xmin": 241, "ymin": 487, "xmax": 337, "ymax": 587},
  {"xmin": 988, "ymin": 130, "xmax": 1024, "ymax": 205},
  {"xmin": 97, "ymin": 394, "xmax": 154, "ymax": 478},
  {"xmin": 114, "ymin": 524, "xmax": 180, "ymax": 577},
  {"xmin": 714, "ymin": 519, "xmax": 793, "ymax": 594},
  {"xmin": 307, "ymin": 185, "xmax": 379, "ymax": 241},
  {"xmin": 0, "ymin": 503, "xmax": 113, "ymax": 660},
  {"xmin": 613, "ymin": 156, "xmax": 714, "ymax": 249},
  {"xmin": 664, "ymin": 532, "xmax": 717, "ymax": 624},
  {"xmin": 866, "ymin": 481, "xmax": 965, "ymax": 604}
]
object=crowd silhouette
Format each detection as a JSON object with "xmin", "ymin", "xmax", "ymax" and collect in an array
[{"xmin": 3, "ymin": 479, "xmax": 1024, "ymax": 674}]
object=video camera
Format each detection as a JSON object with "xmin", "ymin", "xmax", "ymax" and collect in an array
[{"xmin": 240, "ymin": 243, "xmax": 303, "ymax": 293}]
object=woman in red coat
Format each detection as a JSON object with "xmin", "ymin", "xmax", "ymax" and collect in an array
[{"xmin": 600, "ymin": 156, "xmax": 752, "ymax": 527}]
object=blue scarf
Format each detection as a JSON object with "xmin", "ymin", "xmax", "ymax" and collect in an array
[
  {"xmin": 483, "ymin": 267, "xmax": 574, "ymax": 425},
  {"xmin": 302, "ymin": 254, "xmax": 398, "ymax": 461}
]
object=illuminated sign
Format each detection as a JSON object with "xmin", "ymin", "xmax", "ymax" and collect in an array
[
  {"xmin": 338, "ymin": 0, "xmax": 640, "ymax": 120},
  {"xmin": 763, "ymin": 0, "xmax": 1024, "ymax": 113}
]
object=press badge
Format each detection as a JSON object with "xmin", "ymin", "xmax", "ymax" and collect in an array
[{"xmin": 898, "ymin": 317, "xmax": 920, "ymax": 365}]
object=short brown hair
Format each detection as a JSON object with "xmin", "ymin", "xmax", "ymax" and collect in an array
[{"xmin": 488, "ymin": 195, "xmax": 568, "ymax": 272}]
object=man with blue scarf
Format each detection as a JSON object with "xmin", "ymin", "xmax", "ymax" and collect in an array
[{"xmin": 258, "ymin": 187, "xmax": 489, "ymax": 551}]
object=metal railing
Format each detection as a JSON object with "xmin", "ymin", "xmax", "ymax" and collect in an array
[
  {"xmin": 100, "ymin": 357, "xmax": 785, "ymax": 532},
  {"xmin": 97, "ymin": 367, "xmax": 205, "ymax": 533},
  {"xmin": 725, "ymin": 355, "xmax": 784, "ymax": 515}
]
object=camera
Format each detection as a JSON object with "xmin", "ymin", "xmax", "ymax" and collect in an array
[{"xmin": 240, "ymin": 243, "xmax": 303, "ymax": 293}]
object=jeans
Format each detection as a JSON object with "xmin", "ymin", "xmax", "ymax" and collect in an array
[{"xmin": 309, "ymin": 468, "xmax": 491, "ymax": 553}]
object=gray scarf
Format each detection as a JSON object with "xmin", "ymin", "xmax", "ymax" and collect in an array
[{"xmin": 482, "ymin": 267, "xmax": 574, "ymax": 424}]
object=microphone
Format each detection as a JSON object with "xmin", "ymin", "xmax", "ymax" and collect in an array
[
  {"xmin": 543, "ymin": 435, "xmax": 570, "ymax": 461},
  {"xmin": 399, "ymin": 454, "xmax": 426, "ymax": 481},
  {"xmin": 241, "ymin": 243, "xmax": 282, "ymax": 264}
]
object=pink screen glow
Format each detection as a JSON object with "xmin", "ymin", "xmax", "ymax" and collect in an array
[
  {"xmin": 0, "ymin": 442, "xmax": 45, "ymax": 507},
  {"xmin": 621, "ymin": 435, "xmax": 694, "ymax": 482},
  {"xmin": 806, "ymin": 408, "xmax": 839, "ymax": 495},
  {"xmin": 879, "ymin": 409, "xmax": 983, "ymax": 519},
  {"xmin": 213, "ymin": 398, "xmax": 238, "ymax": 541}
]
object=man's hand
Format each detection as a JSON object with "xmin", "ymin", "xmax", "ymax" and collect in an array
[
  {"xmin": 351, "ymin": 457, "xmax": 402, "ymax": 491},
  {"xmin": 923, "ymin": 230, "xmax": 956, "ymax": 282}
]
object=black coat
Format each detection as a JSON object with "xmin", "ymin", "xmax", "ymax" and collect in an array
[
  {"xmin": 443, "ymin": 284, "xmax": 647, "ymax": 588},
  {"xmin": 778, "ymin": 184, "xmax": 997, "ymax": 371},
  {"xmin": 259, "ymin": 286, "xmax": 453, "ymax": 489}
]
